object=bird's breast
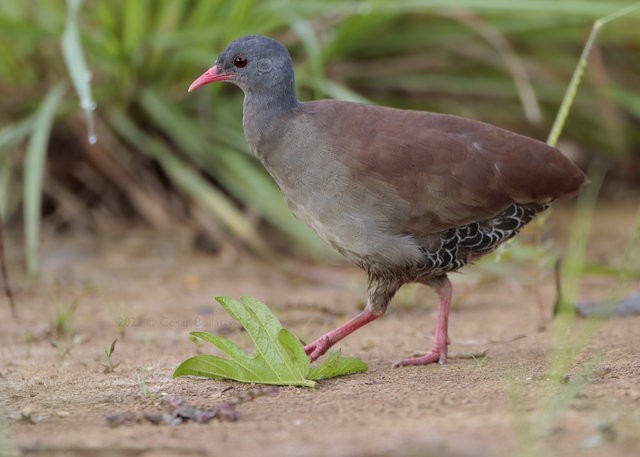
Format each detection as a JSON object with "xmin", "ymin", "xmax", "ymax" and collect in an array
[{"xmin": 250, "ymin": 122, "xmax": 424, "ymax": 268}]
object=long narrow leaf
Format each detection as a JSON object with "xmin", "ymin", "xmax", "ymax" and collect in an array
[
  {"xmin": 0, "ymin": 116, "xmax": 34, "ymax": 159},
  {"xmin": 0, "ymin": 117, "xmax": 31, "ymax": 216},
  {"xmin": 108, "ymin": 109, "xmax": 270, "ymax": 255},
  {"xmin": 61, "ymin": 0, "xmax": 96, "ymax": 144},
  {"xmin": 140, "ymin": 89, "xmax": 333, "ymax": 257},
  {"xmin": 190, "ymin": 330, "xmax": 250, "ymax": 360},
  {"xmin": 547, "ymin": 3, "xmax": 640, "ymax": 146},
  {"xmin": 23, "ymin": 83, "xmax": 66, "ymax": 277},
  {"xmin": 263, "ymin": 0, "xmax": 625, "ymax": 17},
  {"xmin": 174, "ymin": 354, "xmax": 267, "ymax": 384}
]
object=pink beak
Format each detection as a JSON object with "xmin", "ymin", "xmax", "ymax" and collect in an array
[{"xmin": 188, "ymin": 65, "xmax": 234, "ymax": 92}]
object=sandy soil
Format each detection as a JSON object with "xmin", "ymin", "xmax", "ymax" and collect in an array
[{"xmin": 1, "ymin": 202, "xmax": 639, "ymax": 457}]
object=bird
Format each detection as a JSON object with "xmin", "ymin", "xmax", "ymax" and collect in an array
[{"xmin": 188, "ymin": 34, "xmax": 586, "ymax": 367}]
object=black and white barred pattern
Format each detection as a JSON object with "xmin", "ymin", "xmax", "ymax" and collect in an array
[{"xmin": 418, "ymin": 203, "xmax": 547, "ymax": 276}]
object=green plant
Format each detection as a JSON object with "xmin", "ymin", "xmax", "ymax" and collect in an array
[
  {"xmin": 102, "ymin": 337, "xmax": 120, "ymax": 373},
  {"xmin": 137, "ymin": 372, "xmax": 154, "ymax": 399},
  {"xmin": 505, "ymin": 8, "xmax": 640, "ymax": 455},
  {"xmin": 510, "ymin": 168, "xmax": 605, "ymax": 457},
  {"xmin": 52, "ymin": 297, "xmax": 80, "ymax": 336},
  {"xmin": 49, "ymin": 338, "xmax": 71, "ymax": 358},
  {"xmin": 174, "ymin": 296, "xmax": 367, "ymax": 387}
]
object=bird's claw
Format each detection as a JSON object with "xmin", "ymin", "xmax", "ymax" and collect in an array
[
  {"xmin": 393, "ymin": 346, "xmax": 448, "ymax": 367},
  {"xmin": 304, "ymin": 335, "xmax": 331, "ymax": 362}
]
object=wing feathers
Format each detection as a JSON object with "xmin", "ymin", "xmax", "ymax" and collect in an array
[{"xmin": 301, "ymin": 100, "xmax": 585, "ymax": 235}]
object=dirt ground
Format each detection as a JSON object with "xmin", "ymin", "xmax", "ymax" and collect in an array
[{"xmin": 1, "ymin": 201, "xmax": 639, "ymax": 457}]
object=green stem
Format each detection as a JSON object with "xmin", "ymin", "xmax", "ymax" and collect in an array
[{"xmin": 547, "ymin": 3, "xmax": 640, "ymax": 147}]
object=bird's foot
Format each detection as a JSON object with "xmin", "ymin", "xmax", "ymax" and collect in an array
[
  {"xmin": 393, "ymin": 340, "xmax": 448, "ymax": 367},
  {"xmin": 393, "ymin": 350, "xmax": 446, "ymax": 367},
  {"xmin": 304, "ymin": 337, "xmax": 331, "ymax": 362}
]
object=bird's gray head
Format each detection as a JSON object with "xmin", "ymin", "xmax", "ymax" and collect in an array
[{"xmin": 189, "ymin": 35, "xmax": 296, "ymax": 102}]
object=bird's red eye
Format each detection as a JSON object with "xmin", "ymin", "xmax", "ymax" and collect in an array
[{"xmin": 233, "ymin": 55, "xmax": 248, "ymax": 68}]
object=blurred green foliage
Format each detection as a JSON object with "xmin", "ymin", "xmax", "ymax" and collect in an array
[{"xmin": 0, "ymin": 0, "xmax": 639, "ymax": 273}]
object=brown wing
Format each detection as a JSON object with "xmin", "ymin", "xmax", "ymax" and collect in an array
[{"xmin": 304, "ymin": 100, "xmax": 585, "ymax": 235}]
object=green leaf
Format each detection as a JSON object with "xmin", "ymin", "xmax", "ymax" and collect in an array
[
  {"xmin": 23, "ymin": 83, "xmax": 66, "ymax": 278},
  {"xmin": 0, "ymin": 115, "xmax": 34, "ymax": 158},
  {"xmin": 61, "ymin": 0, "xmax": 96, "ymax": 145},
  {"xmin": 308, "ymin": 351, "xmax": 368, "ymax": 381},
  {"xmin": 174, "ymin": 296, "xmax": 367, "ymax": 387}
]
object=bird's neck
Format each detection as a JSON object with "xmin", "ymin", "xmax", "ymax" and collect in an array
[{"xmin": 242, "ymin": 87, "xmax": 300, "ymax": 157}]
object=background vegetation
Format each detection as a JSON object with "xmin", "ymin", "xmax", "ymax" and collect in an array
[{"xmin": 1, "ymin": 0, "xmax": 639, "ymax": 275}]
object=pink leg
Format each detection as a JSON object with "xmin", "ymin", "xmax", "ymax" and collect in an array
[
  {"xmin": 304, "ymin": 308, "xmax": 381, "ymax": 362},
  {"xmin": 394, "ymin": 275, "xmax": 452, "ymax": 367}
]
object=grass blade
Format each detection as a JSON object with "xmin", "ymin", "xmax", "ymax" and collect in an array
[
  {"xmin": 0, "ymin": 117, "xmax": 32, "ymax": 218},
  {"xmin": 547, "ymin": 3, "xmax": 640, "ymax": 146},
  {"xmin": 108, "ymin": 109, "xmax": 270, "ymax": 255},
  {"xmin": 0, "ymin": 218, "xmax": 17, "ymax": 317},
  {"xmin": 23, "ymin": 83, "xmax": 66, "ymax": 277},
  {"xmin": 140, "ymin": 89, "xmax": 332, "ymax": 257},
  {"xmin": 61, "ymin": 0, "xmax": 96, "ymax": 144},
  {"xmin": 0, "ymin": 116, "xmax": 34, "ymax": 158}
]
